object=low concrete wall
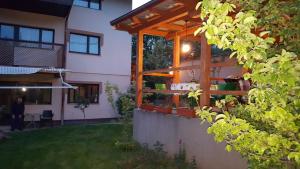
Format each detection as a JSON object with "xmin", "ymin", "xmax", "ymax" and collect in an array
[{"xmin": 133, "ymin": 109, "xmax": 247, "ymax": 169}]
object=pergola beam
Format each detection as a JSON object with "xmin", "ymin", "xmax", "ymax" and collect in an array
[
  {"xmin": 165, "ymin": 25, "xmax": 201, "ymax": 40},
  {"xmin": 172, "ymin": 34, "xmax": 181, "ymax": 107},
  {"xmin": 199, "ymin": 35, "xmax": 211, "ymax": 107},
  {"xmin": 136, "ymin": 31, "xmax": 144, "ymax": 107},
  {"xmin": 143, "ymin": 29, "xmax": 168, "ymax": 37}
]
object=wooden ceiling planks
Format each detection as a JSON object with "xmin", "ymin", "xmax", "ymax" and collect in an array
[{"xmin": 111, "ymin": 0, "xmax": 202, "ymax": 38}]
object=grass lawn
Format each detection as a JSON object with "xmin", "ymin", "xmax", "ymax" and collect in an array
[
  {"xmin": 0, "ymin": 124, "xmax": 140, "ymax": 169},
  {"xmin": 0, "ymin": 124, "xmax": 197, "ymax": 169}
]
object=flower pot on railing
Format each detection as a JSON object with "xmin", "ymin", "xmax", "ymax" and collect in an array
[
  {"xmin": 140, "ymin": 104, "xmax": 156, "ymax": 111},
  {"xmin": 177, "ymin": 108, "xmax": 196, "ymax": 118},
  {"xmin": 154, "ymin": 106, "xmax": 172, "ymax": 115},
  {"xmin": 155, "ymin": 83, "xmax": 167, "ymax": 90}
]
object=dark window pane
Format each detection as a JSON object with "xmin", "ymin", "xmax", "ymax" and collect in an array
[
  {"xmin": 18, "ymin": 83, "xmax": 52, "ymax": 105},
  {"xmin": 70, "ymin": 34, "xmax": 87, "ymax": 53},
  {"xmin": 19, "ymin": 27, "xmax": 39, "ymax": 42},
  {"xmin": 42, "ymin": 30, "xmax": 53, "ymax": 43},
  {"xmin": 89, "ymin": 36, "xmax": 99, "ymax": 54},
  {"xmin": 74, "ymin": 0, "xmax": 88, "ymax": 7},
  {"xmin": 68, "ymin": 84, "xmax": 99, "ymax": 103},
  {"xmin": 0, "ymin": 25, "xmax": 14, "ymax": 39},
  {"xmin": 90, "ymin": 0, "xmax": 100, "ymax": 9}
]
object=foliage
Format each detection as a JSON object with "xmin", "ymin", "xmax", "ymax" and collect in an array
[
  {"xmin": 190, "ymin": 0, "xmax": 300, "ymax": 168},
  {"xmin": 116, "ymin": 82, "xmax": 136, "ymax": 117},
  {"xmin": 74, "ymin": 95, "xmax": 90, "ymax": 123},
  {"xmin": 115, "ymin": 96, "xmax": 136, "ymax": 152},
  {"xmin": 104, "ymin": 81, "xmax": 121, "ymax": 113},
  {"xmin": 104, "ymin": 82, "xmax": 136, "ymax": 151},
  {"xmin": 116, "ymin": 94, "xmax": 135, "ymax": 117}
]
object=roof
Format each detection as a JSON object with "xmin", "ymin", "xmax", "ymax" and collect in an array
[{"xmin": 110, "ymin": 0, "xmax": 201, "ymax": 39}]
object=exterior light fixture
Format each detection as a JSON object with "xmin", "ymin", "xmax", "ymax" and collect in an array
[
  {"xmin": 21, "ymin": 87, "xmax": 27, "ymax": 92},
  {"xmin": 181, "ymin": 20, "xmax": 191, "ymax": 53},
  {"xmin": 182, "ymin": 43, "xmax": 191, "ymax": 53}
]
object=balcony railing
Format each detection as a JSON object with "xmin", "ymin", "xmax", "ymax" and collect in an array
[{"xmin": 0, "ymin": 39, "xmax": 65, "ymax": 68}]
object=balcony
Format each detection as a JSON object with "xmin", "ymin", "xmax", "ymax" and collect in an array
[{"xmin": 0, "ymin": 39, "xmax": 65, "ymax": 68}]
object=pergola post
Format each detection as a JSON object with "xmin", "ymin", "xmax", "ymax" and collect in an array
[
  {"xmin": 136, "ymin": 31, "xmax": 144, "ymax": 108},
  {"xmin": 173, "ymin": 34, "xmax": 180, "ymax": 107},
  {"xmin": 199, "ymin": 34, "xmax": 211, "ymax": 107}
]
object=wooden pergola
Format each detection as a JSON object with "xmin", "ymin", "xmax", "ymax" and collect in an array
[{"xmin": 111, "ymin": 0, "xmax": 247, "ymax": 109}]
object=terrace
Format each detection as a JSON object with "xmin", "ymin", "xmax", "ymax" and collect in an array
[
  {"xmin": 111, "ymin": 0, "xmax": 250, "ymax": 168},
  {"xmin": 111, "ymin": 0, "xmax": 249, "ymax": 116}
]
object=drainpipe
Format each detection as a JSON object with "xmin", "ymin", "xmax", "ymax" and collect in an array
[{"xmin": 60, "ymin": 6, "xmax": 72, "ymax": 126}]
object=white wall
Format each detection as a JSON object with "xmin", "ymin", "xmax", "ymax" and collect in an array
[
  {"xmin": 66, "ymin": 0, "xmax": 132, "ymax": 75},
  {"xmin": 63, "ymin": 0, "xmax": 132, "ymax": 120},
  {"xmin": 64, "ymin": 72, "xmax": 130, "ymax": 120}
]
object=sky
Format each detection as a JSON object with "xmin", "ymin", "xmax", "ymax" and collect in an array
[{"xmin": 132, "ymin": 0, "xmax": 151, "ymax": 9}]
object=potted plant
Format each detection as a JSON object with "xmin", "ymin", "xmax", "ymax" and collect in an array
[{"xmin": 177, "ymin": 95, "xmax": 197, "ymax": 118}]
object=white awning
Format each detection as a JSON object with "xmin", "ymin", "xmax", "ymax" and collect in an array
[
  {"xmin": 0, "ymin": 66, "xmax": 76, "ymax": 89},
  {"xmin": 0, "ymin": 66, "xmax": 69, "ymax": 75}
]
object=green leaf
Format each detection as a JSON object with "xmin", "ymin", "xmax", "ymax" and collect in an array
[
  {"xmin": 243, "ymin": 16, "xmax": 256, "ymax": 24},
  {"xmin": 196, "ymin": 2, "xmax": 202, "ymax": 10},
  {"xmin": 226, "ymin": 145, "xmax": 232, "ymax": 152},
  {"xmin": 259, "ymin": 31, "xmax": 270, "ymax": 37},
  {"xmin": 215, "ymin": 114, "xmax": 226, "ymax": 121}
]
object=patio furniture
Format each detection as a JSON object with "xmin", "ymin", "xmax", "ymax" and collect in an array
[{"xmin": 40, "ymin": 110, "xmax": 53, "ymax": 127}]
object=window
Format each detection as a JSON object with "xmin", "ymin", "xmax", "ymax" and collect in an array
[
  {"xmin": 70, "ymin": 34, "xmax": 88, "ymax": 53},
  {"xmin": 69, "ymin": 33, "xmax": 100, "ymax": 55},
  {"xmin": 73, "ymin": 0, "xmax": 102, "ymax": 10},
  {"xmin": 41, "ymin": 30, "xmax": 54, "ymax": 43},
  {"xmin": 15, "ymin": 83, "xmax": 52, "ymax": 105},
  {"xmin": 0, "ymin": 24, "xmax": 14, "ymax": 39},
  {"xmin": 0, "ymin": 23, "xmax": 54, "ymax": 44},
  {"xmin": 68, "ymin": 84, "xmax": 100, "ymax": 104},
  {"xmin": 89, "ymin": 36, "xmax": 99, "ymax": 54},
  {"xmin": 19, "ymin": 27, "xmax": 39, "ymax": 42}
]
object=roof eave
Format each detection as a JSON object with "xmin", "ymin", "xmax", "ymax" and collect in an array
[{"xmin": 110, "ymin": 0, "xmax": 165, "ymax": 26}]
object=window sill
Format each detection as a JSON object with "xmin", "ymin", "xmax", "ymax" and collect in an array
[{"xmin": 69, "ymin": 51, "xmax": 101, "ymax": 56}]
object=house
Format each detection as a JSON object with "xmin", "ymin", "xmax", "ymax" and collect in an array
[
  {"xmin": 111, "ymin": 0, "xmax": 248, "ymax": 168},
  {"xmin": 0, "ymin": 0, "xmax": 132, "ymax": 125}
]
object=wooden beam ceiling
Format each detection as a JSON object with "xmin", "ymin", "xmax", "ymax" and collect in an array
[
  {"xmin": 129, "ymin": 7, "xmax": 189, "ymax": 33},
  {"xmin": 165, "ymin": 26, "xmax": 201, "ymax": 40}
]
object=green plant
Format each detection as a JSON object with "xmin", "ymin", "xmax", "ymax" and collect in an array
[
  {"xmin": 74, "ymin": 95, "xmax": 90, "ymax": 123},
  {"xmin": 116, "ymin": 94, "xmax": 135, "ymax": 116},
  {"xmin": 107, "ymin": 84, "xmax": 136, "ymax": 152},
  {"xmin": 190, "ymin": 0, "xmax": 300, "ymax": 168},
  {"xmin": 104, "ymin": 81, "xmax": 121, "ymax": 113}
]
